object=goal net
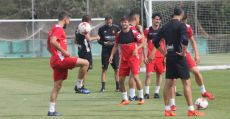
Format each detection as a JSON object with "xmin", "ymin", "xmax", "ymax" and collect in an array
[{"xmin": 141, "ymin": 0, "xmax": 230, "ymax": 72}]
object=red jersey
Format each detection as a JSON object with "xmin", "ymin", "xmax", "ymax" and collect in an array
[
  {"xmin": 129, "ymin": 25, "xmax": 142, "ymax": 54},
  {"xmin": 115, "ymin": 29, "xmax": 143, "ymax": 61},
  {"xmin": 47, "ymin": 24, "xmax": 67, "ymax": 67},
  {"xmin": 186, "ymin": 24, "xmax": 193, "ymax": 38},
  {"xmin": 144, "ymin": 27, "xmax": 165, "ymax": 57}
]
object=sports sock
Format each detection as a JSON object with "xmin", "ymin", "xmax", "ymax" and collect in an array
[
  {"xmin": 49, "ymin": 102, "xmax": 55, "ymax": 112},
  {"xmin": 138, "ymin": 89, "xmax": 144, "ymax": 99},
  {"xmin": 145, "ymin": 86, "xmax": 149, "ymax": 94},
  {"xmin": 102, "ymin": 82, "xmax": 105, "ymax": 89},
  {"xmin": 170, "ymin": 99, "xmax": 175, "ymax": 106},
  {"xmin": 122, "ymin": 92, "xmax": 128, "ymax": 100},
  {"xmin": 116, "ymin": 81, "xmax": 119, "ymax": 89},
  {"xmin": 188, "ymin": 105, "xmax": 195, "ymax": 111},
  {"xmin": 199, "ymin": 85, "xmax": 206, "ymax": 94},
  {"xmin": 165, "ymin": 105, "xmax": 170, "ymax": 111},
  {"xmin": 155, "ymin": 86, "xmax": 160, "ymax": 94},
  {"xmin": 129, "ymin": 88, "xmax": 135, "ymax": 98},
  {"xmin": 175, "ymin": 86, "xmax": 176, "ymax": 92},
  {"xmin": 77, "ymin": 79, "xmax": 83, "ymax": 88}
]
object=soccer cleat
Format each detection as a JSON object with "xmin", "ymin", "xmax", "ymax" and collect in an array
[
  {"xmin": 154, "ymin": 93, "xmax": 161, "ymax": 98},
  {"xmin": 176, "ymin": 92, "xmax": 183, "ymax": 96},
  {"xmin": 115, "ymin": 88, "xmax": 121, "ymax": 92},
  {"xmin": 138, "ymin": 98, "xmax": 144, "ymax": 105},
  {"xmin": 188, "ymin": 110, "xmax": 205, "ymax": 116},
  {"xmin": 144, "ymin": 94, "xmax": 149, "ymax": 99},
  {"xmin": 165, "ymin": 110, "xmax": 177, "ymax": 116},
  {"xmin": 171, "ymin": 105, "xmax": 176, "ymax": 111},
  {"xmin": 118, "ymin": 100, "xmax": 129, "ymax": 105},
  {"xmin": 99, "ymin": 88, "xmax": 106, "ymax": 93},
  {"xmin": 129, "ymin": 96, "xmax": 139, "ymax": 101},
  {"xmin": 74, "ymin": 85, "xmax": 91, "ymax": 94},
  {"xmin": 47, "ymin": 111, "xmax": 62, "ymax": 116},
  {"xmin": 202, "ymin": 92, "xmax": 214, "ymax": 100}
]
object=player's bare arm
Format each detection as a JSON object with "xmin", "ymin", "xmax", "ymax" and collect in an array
[
  {"xmin": 143, "ymin": 38, "xmax": 147, "ymax": 64},
  {"xmin": 47, "ymin": 44, "xmax": 51, "ymax": 54},
  {"xmin": 133, "ymin": 39, "xmax": 146, "ymax": 57},
  {"xmin": 85, "ymin": 34, "xmax": 100, "ymax": 42},
  {"xmin": 176, "ymin": 45, "xmax": 187, "ymax": 57},
  {"xmin": 109, "ymin": 42, "xmax": 119, "ymax": 63},
  {"xmin": 189, "ymin": 36, "xmax": 200, "ymax": 64},
  {"xmin": 50, "ymin": 36, "xmax": 70, "ymax": 57},
  {"xmin": 74, "ymin": 36, "xmax": 77, "ymax": 44}
]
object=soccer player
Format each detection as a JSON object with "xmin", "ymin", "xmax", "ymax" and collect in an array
[
  {"xmin": 170, "ymin": 12, "xmax": 214, "ymax": 111},
  {"xmin": 109, "ymin": 16, "xmax": 145, "ymax": 105},
  {"xmin": 128, "ymin": 11, "xmax": 146, "ymax": 101},
  {"xmin": 97, "ymin": 15, "xmax": 120, "ymax": 92},
  {"xmin": 143, "ymin": 12, "xmax": 166, "ymax": 99},
  {"xmin": 74, "ymin": 15, "xmax": 100, "ymax": 94},
  {"xmin": 148, "ymin": 6, "xmax": 205, "ymax": 116},
  {"xmin": 47, "ymin": 11, "xmax": 89, "ymax": 116}
]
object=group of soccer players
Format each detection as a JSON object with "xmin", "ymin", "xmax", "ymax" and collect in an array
[{"xmin": 47, "ymin": 5, "xmax": 214, "ymax": 116}]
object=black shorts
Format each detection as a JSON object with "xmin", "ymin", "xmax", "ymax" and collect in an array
[
  {"xmin": 78, "ymin": 51, "xmax": 93, "ymax": 70},
  {"xmin": 101, "ymin": 49, "xmax": 119, "ymax": 69},
  {"xmin": 166, "ymin": 58, "xmax": 190, "ymax": 79}
]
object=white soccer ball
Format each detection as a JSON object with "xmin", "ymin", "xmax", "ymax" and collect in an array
[
  {"xmin": 78, "ymin": 22, "xmax": 91, "ymax": 35},
  {"xmin": 195, "ymin": 98, "xmax": 208, "ymax": 110}
]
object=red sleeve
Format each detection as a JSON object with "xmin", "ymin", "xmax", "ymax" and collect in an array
[
  {"xmin": 129, "ymin": 26, "xmax": 137, "ymax": 31},
  {"xmin": 144, "ymin": 28, "xmax": 149, "ymax": 38},
  {"xmin": 51, "ymin": 27, "xmax": 63, "ymax": 40},
  {"xmin": 115, "ymin": 32, "xmax": 120, "ymax": 43},
  {"xmin": 132, "ymin": 30, "xmax": 143, "ymax": 43},
  {"xmin": 187, "ymin": 26, "xmax": 193, "ymax": 37},
  {"xmin": 47, "ymin": 38, "xmax": 50, "ymax": 45}
]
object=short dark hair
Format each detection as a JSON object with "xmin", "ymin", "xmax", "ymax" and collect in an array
[
  {"xmin": 120, "ymin": 16, "xmax": 129, "ymax": 22},
  {"xmin": 182, "ymin": 12, "xmax": 187, "ymax": 20},
  {"xmin": 58, "ymin": 11, "xmax": 72, "ymax": 20},
  {"xmin": 82, "ymin": 15, "xmax": 91, "ymax": 22},
  {"xmin": 173, "ymin": 6, "xmax": 184, "ymax": 16},
  {"xmin": 105, "ymin": 15, "xmax": 113, "ymax": 20},
  {"xmin": 129, "ymin": 11, "xmax": 139, "ymax": 21},
  {"xmin": 152, "ymin": 12, "xmax": 163, "ymax": 19}
]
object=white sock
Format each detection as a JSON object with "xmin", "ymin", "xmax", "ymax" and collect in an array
[
  {"xmin": 138, "ymin": 89, "xmax": 144, "ymax": 99},
  {"xmin": 49, "ymin": 102, "xmax": 55, "ymax": 112},
  {"xmin": 188, "ymin": 105, "xmax": 195, "ymax": 111},
  {"xmin": 199, "ymin": 85, "xmax": 206, "ymax": 94},
  {"xmin": 77, "ymin": 79, "xmax": 83, "ymax": 88},
  {"xmin": 165, "ymin": 105, "xmax": 170, "ymax": 111},
  {"xmin": 175, "ymin": 86, "xmax": 177, "ymax": 92},
  {"xmin": 170, "ymin": 99, "xmax": 175, "ymax": 106},
  {"xmin": 155, "ymin": 86, "xmax": 160, "ymax": 94},
  {"xmin": 145, "ymin": 86, "xmax": 149, "ymax": 94},
  {"xmin": 122, "ymin": 92, "xmax": 128, "ymax": 100},
  {"xmin": 129, "ymin": 88, "xmax": 135, "ymax": 98}
]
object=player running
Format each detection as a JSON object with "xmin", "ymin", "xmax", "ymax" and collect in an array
[
  {"xmin": 74, "ymin": 15, "xmax": 100, "ymax": 94},
  {"xmin": 98, "ymin": 15, "xmax": 121, "ymax": 93},
  {"xmin": 47, "ymin": 11, "xmax": 89, "ymax": 116},
  {"xmin": 109, "ymin": 16, "xmax": 145, "ymax": 105},
  {"xmin": 170, "ymin": 12, "xmax": 214, "ymax": 111},
  {"xmin": 143, "ymin": 12, "xmax": 166, "ymax": 99}
]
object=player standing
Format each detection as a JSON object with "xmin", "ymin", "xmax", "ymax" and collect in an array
[
  {"xmin": 170, "ymin": 12, "xmax": 214, "ymax": 111},
  {"xmin": 143, "ymin": 12, "xmax": 165, "ymax": 99},
  {"xmin": 74, "ymin": 15, "xmax": 100, "ymax": 93},
  {"xmin": 109, "ymin": 16, "xmax": 145, "ymax": 105},
  {"xmin": 47, "ymin": 11, "xmax": 89, "ymax": 116},
  {"xmin": 97, "ymin": 15, "xmax": 120, "ymax": 92},
  {"xmin": 148, "ymin": 6, "xmax": 205, "ymax": 116}
]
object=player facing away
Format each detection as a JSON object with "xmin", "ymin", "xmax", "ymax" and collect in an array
[
  {"xmin": 128, "ymin": 11, "xmax": 146, "ymax": 101},
  {"xmin": 98, "ymin": 15, "xmax": 120, "ymax": 93},
  {"xmin": 148, "ymin": 6, "xmax": 205, "ymax": 116},
  {"xmin": 74, "ymin": 15, "xmax": 100, "ymax": 94},
  {"xmin": 170, "ymin": 12, "xmax": 215, "ymax": 111},
  {"xmin": 47, "ymin": 11, "xmax": 89, "ymax": 116},
  {"xmin": 109, "ymin": 16, "xmax": 145, "ymax": 105},
  {"xmin": 143, "ymin": 12, "xmax": 166, "ymax": 99}
]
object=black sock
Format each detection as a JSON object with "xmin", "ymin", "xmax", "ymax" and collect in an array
[
  {"xmin": 102, "ymin": 82, "xmax": 105, "ymax": 89},
  {"xmin": 116, "ymin": 81, "xmax": 120, "ymax": 89}
]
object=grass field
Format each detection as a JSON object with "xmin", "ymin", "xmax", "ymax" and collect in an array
[{"xmin": 0, "ymin": 57, "xmax": 230, "ymax": 119}]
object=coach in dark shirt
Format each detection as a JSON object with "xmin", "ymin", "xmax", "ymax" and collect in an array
[
  {"xmin": 98, "ymin": 15, "xmax": 121, "ymax": 93},
  {"xmin": 148, "ymin": 6, "xmax": 205, "ymax": 116}
]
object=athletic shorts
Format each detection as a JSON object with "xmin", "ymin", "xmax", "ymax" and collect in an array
[
  {"xmin": 166, "ymin": 58, "xmax": 190, "ymax": 79},
  {"xmin": 138, "ymin": 53, "xmax": 142, "ymax": 69},
  {"xmin": 78, "ymin": 51, "xmax": 92, "ymax": 70},
  {"xmin": 52, "ymin": 57, "xmax": 78, "ymax": 82},
  {"xmin": 146, "ymin": 57, "xmax": 165, "ymax": 73},
  {"xmin": 101, "ymin": 49, "xmax": 119, "ymax": 69},
  {"xmin": 186, "ymin": 52, "xmax": 197, "ymax": 69},
  {"xmin": 119, "ymin": 59, "xmax": 140, "ymax": 76}
]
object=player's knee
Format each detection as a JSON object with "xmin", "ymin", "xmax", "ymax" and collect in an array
[
  {"xmin": 83, "ymin": 59, "xmax": 89, "ymax": 67},
  {"xmin": 146, "ymin": 73, "xmax": 152, "ymax": 79}
]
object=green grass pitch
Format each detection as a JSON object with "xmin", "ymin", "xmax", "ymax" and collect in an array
[{"xmin": 0, "ymin": 57, "xmax": 229, "ymax": 119}]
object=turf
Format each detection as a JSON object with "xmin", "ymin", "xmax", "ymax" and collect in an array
[{"xmin": 0, "ymin": 57, "xmax": 229, "ymax": 119}]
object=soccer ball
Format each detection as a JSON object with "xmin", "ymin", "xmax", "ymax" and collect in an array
[
  {"xmin": 78, "ymin": 22, "xmax": 91, "ymax": 35},
  {"xmin": 195, "ymin": 98, "xmax": 208, "ymax": 110}
]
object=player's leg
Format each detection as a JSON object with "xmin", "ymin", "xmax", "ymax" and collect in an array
[
  {"xmin": 114, "ymin": 68, "xmax": 119, "ymax": 91},
  {"xmin": 133, "ymin": 74, "xmax": 144, "ymax": 104},
  {"xmin": 144, "ymin": 62, "xmax": 154, "ymax": 99},
  {"xmin": 99, "ymin": 51, "xmax": 109, "ymax": 92},
  {"xmin": 82, "ymin": 52, "xmax": 93, "ymax": 89},
  {"xmin": 170, "ymin": 79, "xmax": 177, "ymax": 111},
  {"xmin": 128, "ymin": 74, "xmax": 138, "ymax": 101},
  {"xmin": 154, "ymin": 73, "xmax": 162, "ymax": 98},
  {"xmin": 118, "ymin": 76, "xmax": 129, "ymax": 105},
  {"xmin": 112, "ymin": 50, "xmax": 120, "ymax": 91}
]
